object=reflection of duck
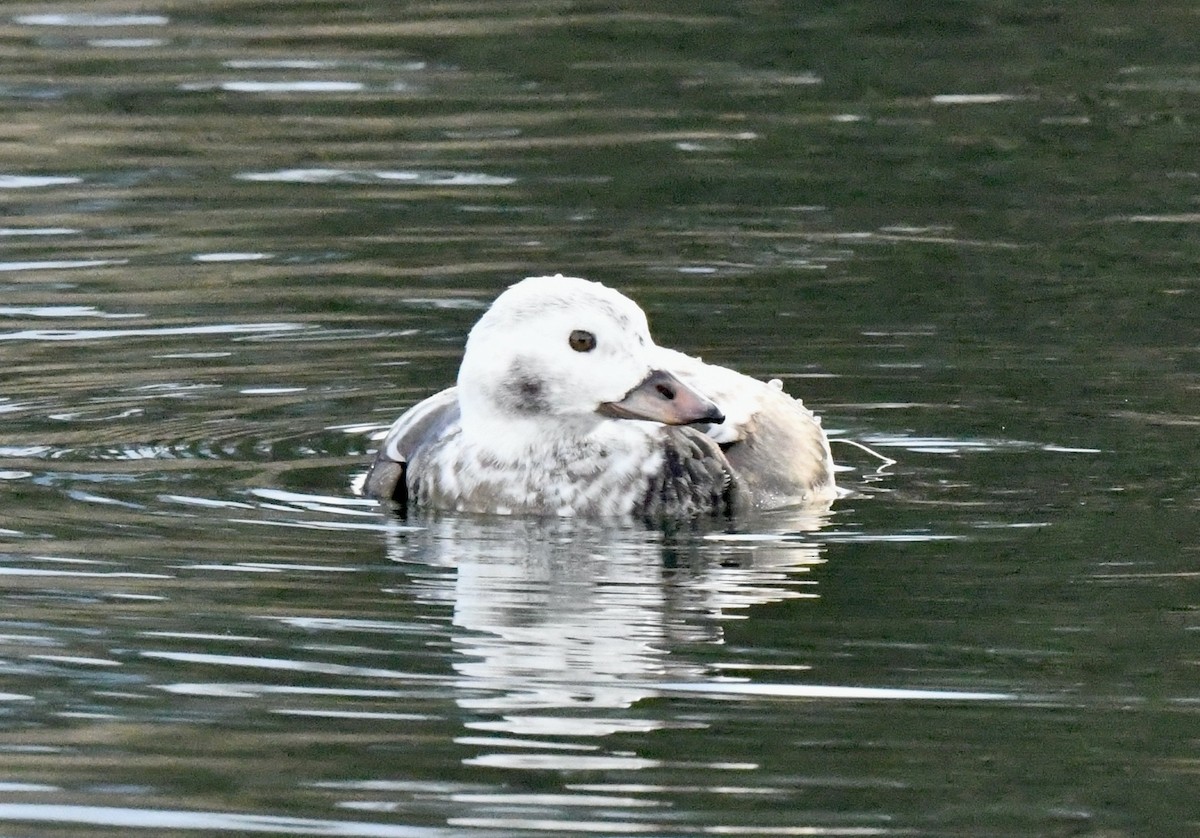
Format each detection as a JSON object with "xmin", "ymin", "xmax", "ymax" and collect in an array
[
  {"xmin": 386, "ymin": 512, "xmax": 830, "ymax": 724},
  {"xmin": 365, "ymin": 275, "xmax": 836, "ymax": 517}
]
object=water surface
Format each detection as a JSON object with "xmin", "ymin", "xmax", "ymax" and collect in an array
[{"xmin": 1, "ymin": 2, "xmax": 1197, "ymax": 836}]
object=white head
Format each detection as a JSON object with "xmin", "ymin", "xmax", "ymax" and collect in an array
[{"xmin": 456, "ymin": 275, "xmax": 722, "ymax": 445}]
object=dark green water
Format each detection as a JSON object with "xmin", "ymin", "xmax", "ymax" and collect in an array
[{"xmin": 1, "ymin": 2, "xmax": 1196, "ymax": 836}]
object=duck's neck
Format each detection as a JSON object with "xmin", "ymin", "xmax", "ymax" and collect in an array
[{"xmin": 458, "ymin": 405, "xmax": 603, "ymax": 463}]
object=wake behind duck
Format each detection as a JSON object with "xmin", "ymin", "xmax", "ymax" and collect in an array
[{"xmin": 364, "ymin": 275, "xmax": 836, "ymax": 518}]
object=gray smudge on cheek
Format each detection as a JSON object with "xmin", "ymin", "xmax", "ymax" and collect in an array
[{"xmin": 499, "ymin": 357, "xmax": 551, "ymax": 415}]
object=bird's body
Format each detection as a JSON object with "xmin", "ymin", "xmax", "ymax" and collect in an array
[{"xmin": 364, "ymin": 275, "xmax": 835, "ymax": 518}]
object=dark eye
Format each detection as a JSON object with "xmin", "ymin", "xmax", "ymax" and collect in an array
[{"xmin": 568, "ymin": 329, "xmax": 596, "ymax": 353}]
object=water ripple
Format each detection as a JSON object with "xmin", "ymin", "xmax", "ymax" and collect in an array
[
  {"xmin": 201, "ymin": 81, "xmax": 367, "ymax": 94},
  {"xmin": 0, "ymin": 322, "xmax": 306, "ymax": 342},
  {"xmin": 0, "ymin": 227, "xmax": 79, "ymax": 236},
  {"xmin": 0, "ymin": 176, "xmax": 82, "ymax": 189},
  {"xmin": 142, "ymin": 651, "xmax": 422, "ymax": 680},
  {"xmin": 12, "ymin": 14, "xmax": 169, "ymax": 26},
  {"xmin": 0, "ymin": 805, "xmax": 453, "ymax": 837},
  {"xmin": 861, "ymin": 434, "xmax": 1102, "ymax": 455},
  {"xmin": 235, "ymin": 168, "xmax": 516, "ymax": 186},
  {"xmin": 656, "ymin": 681, "xmax": 1014, "ymax": 702},
  {"xmin": 0, "ymin": 259, "xmax": 120, "ymax": 272}
]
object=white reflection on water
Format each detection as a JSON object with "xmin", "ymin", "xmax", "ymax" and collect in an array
[
  {"xmin": 142, "ymin": 651, "xmax": 416, "ymax": 680},
  {"xmin": 212, "ymin": 81, "xmax": 366, "ymax": 93},
  {"xmin": 0, "ymin": 804, "xmax": 446, "ymax": 837},
  {"xmin": 225, "ymin": 59, "xmax": 341, "ymax": 70},
  {"xmin": 657, "ymin": 681, "xmax": 1012, "ymax": 701},
  {"xmin": 383, "ymin": 512, "xmax": 831, "ymax": 743},
  {"xmin": 88, "ymin": 38, "xmax": 168, "ymax": 48},
  {"xmin": 0, "ymin": 176, "xmax": 82, "ymax": 189},
  {"xmin": 0, "ymin": 258, "xmax": 121, "ymax": 271},
  {"xmin": 0, "ymin": 567, "xmax": 170, "ymax": 579},
  {"xmin": 0, "ymin": 227, "xmax": 79, "ymax": 236},
  {"xmin": 12, "ymin": 14, "xmax": 169, "ymax": 26},
  {"xmin": 0, "ymin": 322, "xmax": 305, "ymax": 342},
  {"xmin": 931, "ymin": 92, "xmax": 1032, "ymax": 104},
  {"xmin": 0, "ymin": 305, "xmax": 142, "ymax": 319},
  {"xmin": 192, "ymin": 251, "xmax": 273, "ymax": 262},
  {"xmin": 235, "ymin": 168, "xmax": 516, "ymax": 186},
  {"xmin": 861, "ymin": 433, "xmax": 1103, "ymax": 455},
  {"xmin": 464, "ymin": 753, "xmax": 661, "ymax": 771}
]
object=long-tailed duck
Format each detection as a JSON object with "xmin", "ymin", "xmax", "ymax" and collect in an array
[{"xmin": 364, "ymin": 275, "xmax": 836, "ymax": 517}]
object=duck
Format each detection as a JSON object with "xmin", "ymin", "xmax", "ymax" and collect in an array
[{"xmin": 363, "ymin": 274, "xmax": 836, "ymax": 518}]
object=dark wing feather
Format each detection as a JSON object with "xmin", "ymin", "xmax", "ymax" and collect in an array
[
  {"xmin": 363, "ymin": 388, "xmax": 460, "ymax": 504},
  {"xmin": 637, "ymin": 427, "xmax": 736, "ymax": 520}
]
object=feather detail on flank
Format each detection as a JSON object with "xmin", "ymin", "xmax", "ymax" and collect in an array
[{"xmin": 363, "ymin": 274, "xmax": 835, "ymax": 518}]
